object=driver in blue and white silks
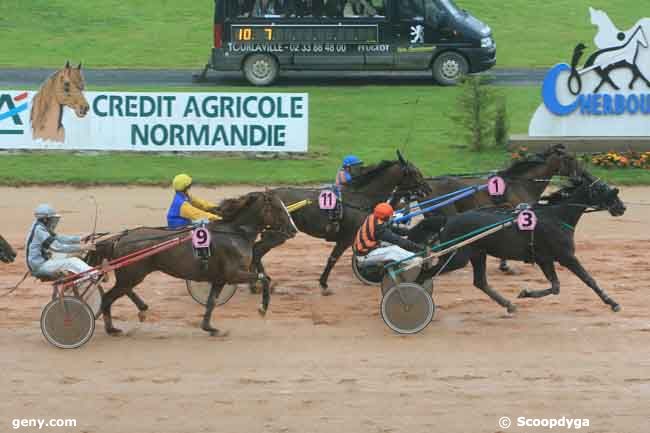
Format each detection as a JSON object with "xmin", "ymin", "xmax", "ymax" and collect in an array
[
  {"xmin": 335, "ymin": 155, "xmax": 363, "ymax": 187},
  {"xmin": 25, "ymin": 204, "xmax": 95, "ymax": 279},
  {"xmin": 325, "ymin": 155, "xmax": 364, "ymax": 237}
]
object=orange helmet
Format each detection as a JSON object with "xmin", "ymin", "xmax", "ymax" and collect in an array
[{"xmin": 373, "ymin": 203, "xmax": 394, "ymax": 220}]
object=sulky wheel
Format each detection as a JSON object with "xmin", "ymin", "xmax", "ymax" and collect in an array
[
  {"xmin": 380, "ymin": 263, "xmax": 423, "ymax": 296},
  {"xmin": 40, "ymin": 296, "xmax": 95, "ymax": 349},
  {"xmin": 381, "ymin": 283, "xmax": 434, "ymax": 335},
  {"xmin": 186, "ymin": 281, "xmax": 238, "ymax": 306},
  {"xmin": 351, "ymin": 255, "xmax": 385, "ymax": 285}
]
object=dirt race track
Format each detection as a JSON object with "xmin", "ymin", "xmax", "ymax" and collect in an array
[{"xmin": 0, "ymin": 186, "xmax": 649, "ymax": 433}]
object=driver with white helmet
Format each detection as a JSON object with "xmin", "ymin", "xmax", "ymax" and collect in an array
[{"xmin": 25, "ymin": 204, "xmax": 95, "ymax": 279}]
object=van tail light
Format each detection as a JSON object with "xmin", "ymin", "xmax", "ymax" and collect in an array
[{"xmin": 214, "ymin": 23, "xmax": 223, "ymax": 49}]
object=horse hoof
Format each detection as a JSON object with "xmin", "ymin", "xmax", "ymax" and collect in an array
[
  {"xmin": 507, "ymin": 304, "xmax": 518, "ymax": 314},
  {"xmin": 518, "ymin": 290, "xmax": 529, "ymax": 299},
  {"xmin": 211, "ymin": 329, "xmax": 229, "ymax": 337},
  {"xmin": 320, "ymin": 287, "xmax": 334, "ymax": 296},
  {"xmin": 138, "ymin": 311, "xmax": 147, "ymax": 322},
  {"xmin": 201, "ymin": 323, "xmax": 217, "ymax": 335},
  {"xmin": 106, "ymin": 327, "xmax": 123, "ymax": 336},
  {"xmin": 207, "ymin": 328, "xmax": 229, "ymax": 337},
  {"xmin": 611, "ymin": 303, "xmax": 621, "ymax": 312},
  {"xmin": 258, "ymin": 304, "xmax": 267, "ymax": 316}
]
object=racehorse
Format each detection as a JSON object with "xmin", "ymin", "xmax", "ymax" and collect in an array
[
  {"xmin": 90, "ymin": 191, "xmax": 297, "ymax": 337},
  {"xmin": 424, "ymin": 144, "xmax": 582, "ymax": 272},
  {"xmin": 30, "ymin": 61, "xmax": 89, "ymax": 142},
  {"xmin": 411, "ymin": 172, "xmax": 626, "ymax": 314},
  {"xmin": 253, "ymin": 150, "xmax": 432, "ymax": 295},
  {"xmin": 0, "ymin": 234, "xmax": 16, "ymax": 263}
]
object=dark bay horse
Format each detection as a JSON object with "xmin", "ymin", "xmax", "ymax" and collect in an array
[
  {"xmin": 90, "ymin": 191, "xmax": 297, "ymax": 337},
  {"xmin": 411, "ymin": 172, "xmax": 626, "ymax": 314},
  {"xmin": 253, "ymin": 151, "xmax": 432, "ymax": 295},
  {"xmin": 424, "ymin": 144, "xmax": 582, "ymax": 272},
  {"xmin": 0, "ymin": 235, "xmax": 16, "ymax": 263}
]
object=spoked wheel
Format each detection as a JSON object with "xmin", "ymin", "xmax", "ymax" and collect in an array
[
  {"xmin": 380, "ymin": 264, "xmax": 425, "ymax": 296},
  {"xmin": 351, "ymin": 255, "xmax": 385, "ymax": 285},
  {"xmin": 381, "ymin": 283, "xmax": 435, "ymax": 335},
  {"xmin": 40, "ymin": 296, "xmax": 95, "ymax": 349},
  {"xmin": 185, "ymin": 281, "xmax": 238, "ymax": 306}
]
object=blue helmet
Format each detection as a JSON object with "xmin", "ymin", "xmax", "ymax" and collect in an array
[{"xmin": 342, "ymin": 155, "xmax": 363, "ymax": 167}]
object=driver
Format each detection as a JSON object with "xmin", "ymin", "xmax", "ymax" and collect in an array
[
  {"xmin": 336, "ymin": 155, "xmax": 363, "ymax": 186},
  {"xmin": 167, "ymin": 174, "xmax": 222, "ymax": 229},
  {"xmin": 25, "ymin": 204, "xmax": 96, "ymax": 279},
  {"xmin": 354, "ymin": 203, "xmax": 423, "ymax": 267}
]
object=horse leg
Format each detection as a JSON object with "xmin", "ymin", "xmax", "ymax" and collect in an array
[
  {"xmin": 594, "ymin": 68, "xmax": 619, "ymax": 93},
  {"xmin": 559, "ymin": 256, "xmax": 620, "ymax": 312},
  {"xmin": 471, "ymin": 252, "xmax": 517, "ymax": 313},
  {"xmin": 250, "ymin": 232, "xmax": 286, "ymax": 293},
  {"xmin": 127, "ymin": 290, "xmax": 149, "ymax": 322},
  {"xmin": 101, "ymin": 287, "xmax": 128, "ymax": 335},
  {"xmin": 498, "ymin": 259, "xmax": 518, "ymax": 275},
  {"xmin": 318, "ymin": 241, "xmax": 349, "ymax": 296},
  {"xmin": 629, "ymin": 65, "xmax": 650, "ymax": 89},
  {"xmin": 518, "ymin": 260, "xmax": 560, "ymax": 298},
  {"xmin": 200, "ymin": 282, "xmax": 228, "ymax": 337}
]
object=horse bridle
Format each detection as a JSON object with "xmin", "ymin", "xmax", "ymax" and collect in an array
[{"xmin": 259, "ymin": 194, "xmax": 295, "ymax": 240}]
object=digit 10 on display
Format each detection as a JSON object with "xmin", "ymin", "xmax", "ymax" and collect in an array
[{"xmin": 237, "ymin": 27, "xmax": 273, "ymax": 41}]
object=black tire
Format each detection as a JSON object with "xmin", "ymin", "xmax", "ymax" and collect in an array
[
  {"xmin": 381, "ymin": 283, "xmax": 434, "ymax": 335},
  {"xmin": 351, "ymin": 255, "xmax": 384, "ymax": 285},
  {"xmin": 186, "ymin": 281, "xmax": 238, "ymax": 306},
  {"xmin": 432, "ymin": 51, "xmax": 469, "ymax": 86},
  {"xmin": 41, "ymin": 296, "xmax": 95, "ymax": 349},
  {"xmin": 242, "ymin": 54, "xmax": 279, "ymax": 86}
]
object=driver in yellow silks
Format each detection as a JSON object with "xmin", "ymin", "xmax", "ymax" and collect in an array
[{"xmin": 166, "ymin": 174, "xmax": 222, "ymax": 228}]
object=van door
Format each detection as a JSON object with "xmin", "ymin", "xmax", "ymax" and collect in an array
[{"xmin": 393, "ymin": 0, "xmax": 440, "ymax": 69}]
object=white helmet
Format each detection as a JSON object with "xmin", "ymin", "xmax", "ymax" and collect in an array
[{"xmin": 34, "ymin": 204, "xmax": 59, "ymax": 219}]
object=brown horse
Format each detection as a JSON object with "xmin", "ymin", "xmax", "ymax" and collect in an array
[
  {"xmin": 30, "ymin": 61, "xmax": 89, "ymax": 142},
  {"xmin": 0, "ymin": 234, "xmax": 16, "ymax": 263},
  {"xmin": 424, "ymin": 144, "xmax": 582, "ymax": 272},
  {"xmin": 90, "ymin": 191, "xmax": 297, "ymax": 337},
  {"xmin": 254, "ymin": 151, "xmax": 432, "ymax": 295}
]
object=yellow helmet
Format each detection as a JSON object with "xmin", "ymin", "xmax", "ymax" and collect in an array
[{"xmin": 172, "ymin": 174, "xmax": 192, "ymax": 192}]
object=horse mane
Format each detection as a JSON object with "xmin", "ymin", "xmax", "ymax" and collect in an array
[
  {"xmin": 346, "ymin": 160, "xmax": 397, "ymax": 187},
  {"xmin": 539, "ymin": 178, "xmax": 584, "ymax": 205},
  {"xmin": 216, "ymin": 192, "xmax": 261, "ymax": 221},
  {"xmin": 500, "ymin": 144, "xmax": 568, "ymax": 177},
  {"xmin": 30, "ymin": 70, "xmax": 60, "ymax": 132},
  {"xmin": 500, "ymin": 155, "xmax": 545, "ymax": 177}
]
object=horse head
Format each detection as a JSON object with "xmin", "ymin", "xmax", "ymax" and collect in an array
[
  {"xmin": 0, "ymin": 235, "xmax": 17, "ymax": 264},
  {"xmin": 393, "ymin": 150, "xmax": 432, "ymax": 199},
  {"xmin": 582, "ymin": 174, "xmax": 626, "ymax": 216},
  {"xmin": 255, "ymin": 191, "xmax": 298, "ymax": 239},
  {"xmin": 56, "ymin": 61, "xmax": 90, "ymax": 118},
  {"xmin": 550, "ymin": 173, "xmax": 626, "ymax": 217}
]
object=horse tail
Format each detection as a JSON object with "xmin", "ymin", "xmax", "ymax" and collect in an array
[{"xmin": 568, "ymin": 43, "xmax": 585, "ymax": 95}]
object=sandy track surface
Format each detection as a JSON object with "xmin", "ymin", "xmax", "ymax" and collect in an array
[{"xmin": 0, "ymin": 186, "xmax": 649, "ymax": 433}]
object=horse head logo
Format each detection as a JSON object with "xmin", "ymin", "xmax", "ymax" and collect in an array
[{"xmin": 30, "ymin": 61, "xmax": 89, "ymax": 143}]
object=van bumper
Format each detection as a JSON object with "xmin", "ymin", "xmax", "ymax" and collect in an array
[
  {"xmin": 464, "ymin": 46, "xmax": 497, "ymax": 73},
  {"xmin": 209, "ymin": 48, "xmax": 241, "ymax": 71}
]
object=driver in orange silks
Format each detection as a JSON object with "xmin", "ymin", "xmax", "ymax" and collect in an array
[{"xmin": 166, "ymin": 174, "xmax": 222, "ymax": 229}]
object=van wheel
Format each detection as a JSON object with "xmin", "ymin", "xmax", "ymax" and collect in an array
[
  {"xmin": 243, "ymin": 54, "xmax": 279, "ymax": 86},
  {"xmin": 432, "ymin": 52, "xmax": 468, "ymax": 86}
]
